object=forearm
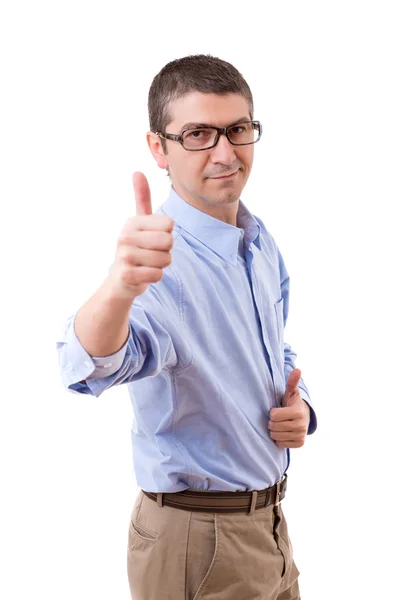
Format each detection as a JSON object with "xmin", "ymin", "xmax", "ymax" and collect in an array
[{"xmin": 73, "ymin": 275, "xmax": 135, "ymax": 358}]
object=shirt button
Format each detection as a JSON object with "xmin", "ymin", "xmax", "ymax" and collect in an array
[{"xmin": 103, "ymin": 363, "xmax": 112, "ymax": 368}]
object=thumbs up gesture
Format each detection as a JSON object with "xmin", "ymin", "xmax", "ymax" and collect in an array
[
  {"xmin": 268, "ymin": 368, "xmax": 311, "ymax": 448},
  {"xmin": 110, "ymin": 172, "xmax": 175, "ymax": 299}
]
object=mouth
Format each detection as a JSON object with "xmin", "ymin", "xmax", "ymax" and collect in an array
[{"xmin": 209, "ymin": 170, "xmax": 239, "ymax": 180}]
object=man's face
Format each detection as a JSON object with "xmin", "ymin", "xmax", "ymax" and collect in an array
[{"xmin": 150, "ymin": 92, "xmax": 255, "ymax": 222}]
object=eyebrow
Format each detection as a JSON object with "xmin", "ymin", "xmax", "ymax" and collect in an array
[{"xmin": 178, "ymin": 116, "xmax": 250, "ymax": 133}]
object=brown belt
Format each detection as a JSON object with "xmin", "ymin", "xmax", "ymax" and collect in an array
[{"xmin": 142, "ymin": 473, "xmax": 287, "ymax": 514}]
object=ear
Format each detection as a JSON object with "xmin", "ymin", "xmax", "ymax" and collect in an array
[{"xmin": 146, "ymin": 131, "xmax": 169, "ymax": 170}]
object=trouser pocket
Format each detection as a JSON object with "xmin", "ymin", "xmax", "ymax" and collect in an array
[{"xmin": 126, "ymin": 491, "xmax": 190, "ymax": 600}]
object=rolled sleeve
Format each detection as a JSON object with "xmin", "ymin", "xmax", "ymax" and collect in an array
[
  {"xmin": 299, "ymin": 390, "xmax": 317, "ymax": 436},
  {"xmin": 87, "ymin": 344, "xmax": 129, "ymax": 380},
  {"xmin": 56, "ymin": 269, "xmax": 185, "ymax": 398},
  {"xmin": 56, "ymin": 312, "xmax": 132, "ymax": 397}
]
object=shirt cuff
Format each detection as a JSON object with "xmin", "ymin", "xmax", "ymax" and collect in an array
[
  {"xmin": 299, "ymin": 387, "xmax": 317, "ymax": 435},
  {"xmin": 301, "ymin": 398, "xmax": 317, "ymax": 435},
  {"xmin": 63, "ymin": 313, "xmax": 130, "ymax": 384},
  {"xmin": 87, "ymin": 341, "xmax": 130, "ymax": 380}
]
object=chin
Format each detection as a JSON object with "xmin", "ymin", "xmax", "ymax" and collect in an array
[{"xmin": 220, "ymin": 191, "xmax": 241, "ymax": 204}]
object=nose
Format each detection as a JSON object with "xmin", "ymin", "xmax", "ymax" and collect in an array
[{"xmin": 210, "ymin": 132, "xmax": 237, "ymax": 164}]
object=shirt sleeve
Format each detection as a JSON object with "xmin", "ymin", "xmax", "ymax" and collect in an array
[
  {"xmin": 56, "ymin": 267, "xmax": 187, "ymax": 398},
  {"xmin": 278, "ymin": 246, "xmax": 318, "ymax": 435}
]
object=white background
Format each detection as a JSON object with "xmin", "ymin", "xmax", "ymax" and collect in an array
[{"xmin": 1, "ymin": 1, "xmax": 399, "ymax": 598}]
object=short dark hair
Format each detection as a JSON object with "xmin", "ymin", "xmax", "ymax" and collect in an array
[{"xmin": 148, "ymin": 54, "xmax": 254, "ymax": 155}]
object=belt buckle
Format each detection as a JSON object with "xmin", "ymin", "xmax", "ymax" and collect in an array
[{"xmin": 274, "ymin": 474, "xmax": 286, "ymax": 506}]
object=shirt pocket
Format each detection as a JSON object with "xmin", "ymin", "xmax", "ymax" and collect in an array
[{"xmin": 274, "ymin": 297, "xmax": 284, "ymax": 346}]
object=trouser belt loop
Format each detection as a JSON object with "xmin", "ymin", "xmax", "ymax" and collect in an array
[
  {"xmin": 157, "ymin": 493, "xmax": 164, "ymax": 507},
  {"xmin": 249, "ymin": 490, "xmax": 258, "ymax": 515},
  {"xmin": 275, "ymin": 474, "xmax": 286, "ymax": 506}
]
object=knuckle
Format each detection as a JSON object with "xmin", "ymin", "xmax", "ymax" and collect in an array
[
  {"xmin": 117, "ymin": 233, "xmax": 134, "ymax": 247},
  {"xmin": 161, "ymin": 232, "xmax": 173, "ymax": 250},
  {"xmin": 121, "ymin": 217, "xmax": 138, "ymax": 235},
  {"xmin": 166, "ymin": 233, "xmax": 174, "ymax": 250},
  {"xmin": 120, "ymin": 248, "xmax": 139, "ymax": 264},
  {"xmin": 118, "ymin": 248, "xmax": 131, "ymax": 262},
  {"xmin": 165, "ymin": 217, "xmax": 175, "ymax": 230},
  {"xmin": 120, "ymin": 267, "xmax": 137, "ymax": 286}
]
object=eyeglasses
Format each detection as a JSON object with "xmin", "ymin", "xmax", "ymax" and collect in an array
[{"xmin": 155, "ymin": 120, "xmax": 262, "ymax": 151}]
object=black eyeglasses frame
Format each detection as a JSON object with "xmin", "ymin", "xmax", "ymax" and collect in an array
[{"xmin": 155, "ymin": 120, "xmax": 263, "ymax": 151}]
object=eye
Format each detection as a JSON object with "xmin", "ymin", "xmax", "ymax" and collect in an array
[
  {"xmin": 187, "ymin": 129, "xmax": 210, "ymax": 139},
  {"xmin": 229, "ymin": 126, "xmax": 245, "ymax": 134},
  {"xmin": 182, "ymin": 128, "xmax": 215, "ymax": 148}
]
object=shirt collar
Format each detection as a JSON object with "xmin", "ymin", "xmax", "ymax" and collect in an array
[{"xmin": 160, "ymin": 186, "xmax": 261, "ymax": 266}]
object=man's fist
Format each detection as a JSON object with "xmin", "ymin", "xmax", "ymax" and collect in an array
[
  {"xmin": 268, "ymin": 368, "xmax": 310, "ymax": 448},
  {"xmin": 110, "ymin": 172, "xmax": 175, "ymax": 299}
]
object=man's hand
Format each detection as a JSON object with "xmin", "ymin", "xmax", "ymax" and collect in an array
[
  {"xmin": 268, "ymin": 368, "xmax": 310, "ymax": 448},
  {"xmin": 109, "ymin": 172, "xmax": 175, "ymax": 300}
]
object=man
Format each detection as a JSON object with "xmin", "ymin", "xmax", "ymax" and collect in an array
[{"xmin": 57, "ymin": 54, "xmax": 317, "ymax": 600}]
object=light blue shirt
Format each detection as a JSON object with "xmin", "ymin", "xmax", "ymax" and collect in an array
[{"xmin": 57, "ymin": 186, "xmax": 317, "ymax": 492}]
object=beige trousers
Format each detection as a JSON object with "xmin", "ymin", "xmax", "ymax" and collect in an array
[{"xmin": 127, "ymin": 490, "xmax": 300, "ymax": 600}]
